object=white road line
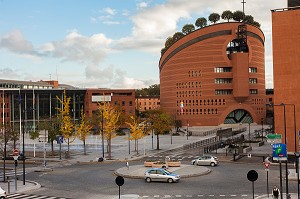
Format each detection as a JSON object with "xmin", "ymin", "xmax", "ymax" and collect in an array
[{"xmin": 175, "ymin": 195, "xmax": 182, "ymax": 197}]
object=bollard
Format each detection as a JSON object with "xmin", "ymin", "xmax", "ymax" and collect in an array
[{"xmin": 7, "ymin": 180, "xmax": 10, "ymax": 194}]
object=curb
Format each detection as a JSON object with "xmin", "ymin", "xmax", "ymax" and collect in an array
[{"xmin": 15, "ymin": 180, "xmax": 41, "ymax": 194}]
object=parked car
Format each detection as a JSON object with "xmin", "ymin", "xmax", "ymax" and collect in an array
[
  {"xmin": 0, "ymin": 187, "xmax": 6, "ymax": 199},
  {"xmin": 144, "ymin": 168, "xmax": 180, "ymax": 183},
  {"xmin": 191, "ymin": 155, "xmax": 219, "ymax": 166}
]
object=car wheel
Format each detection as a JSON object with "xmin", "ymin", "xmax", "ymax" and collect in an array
[
  {"xmin": 210, "ymin": 162, "xmax": 216, "ymax": 167},
  {"xmin": 0, "ymin": 196, "xmax": 5, "ymax": 199},
  {"xmin": 145, "ymin": 177, "xmax": 151, "ymax": 183},
  {"xmin": 167, "ymin": 178, "xmax": 173, "ymax": 183}
]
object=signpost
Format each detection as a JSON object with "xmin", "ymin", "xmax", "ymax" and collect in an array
[
  {"xmin": 247, "ymin": 170, "xmax": 258, "ymax": 199},
  {"xmin": 264, "ymin": 160, "xmax": 271, "ymax": 197},
  {"xmin": 266, "ymin": 133, "xmax": 282, "ymax": 144},
  {"xmin": 273, "ymin": 143, "xmax": 287, "ymax": 199},
  {"xmin": 115, "ymin": 176, "xmax": 124, "ymax": 199},
  {"xmin": 13, "ymin": 149, "xmax": 19, "ymax": 191}
]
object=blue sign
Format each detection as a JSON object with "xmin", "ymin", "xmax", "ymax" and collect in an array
[
  {"xmin": 272, "ymin": 143, "xmax": 287, "ymax": 161},
  {"xmin": 57, "ymin": 135, "xmax": 64, "ymax": 144}
]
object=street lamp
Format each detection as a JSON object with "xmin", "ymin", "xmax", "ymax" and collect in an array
[
  {"xmin": 269, "ymin": 103, "xmax": 289, "ymax": 198},
  {"xmin": 295, "ymin": 152, "xmax": 300, "ymax": 198},
  {"xmin": 261, "ymin": 118, "xmax": 264, "ymax": 141},
  {"xmin": 248, "ymin": 122, "xmax": 251, "ymax": 141}
]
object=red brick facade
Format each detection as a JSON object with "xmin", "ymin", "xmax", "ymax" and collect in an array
[
  {"xmin": 159, "ymin": 22, "xmax": 266, "ymax": 126},
  {"xmin": 272, "ymin": 7, "xmax": 300, "ymax": 152}
]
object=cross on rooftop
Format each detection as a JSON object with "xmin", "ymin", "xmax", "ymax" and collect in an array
[{"xmin": 241, "ymin": 0, "xmax": 246, "ymax": 14}]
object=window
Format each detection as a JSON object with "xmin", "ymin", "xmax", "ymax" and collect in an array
[
  {"xmin": 215, "ymin": 89, "xmax": 233, "ymax": 95},
  {"xmin": 129, "ymin": 101, "xmax": 133, "ymax": 106},
  {"xmin": 249, "ymin": 78, "xmax": 257, "ymax": 84},
  {"xmin": 249, "ymin": 67, "xmax": 257, "ymax": 73},
  {"xmin": 250, "ymin": 89, "xmax": 258, "ymax": 94},
  {"xmin": 214, "ymin": 67, "xmax": 232, "ymax": 73},
  {"xmin": 215, "ymin": 78, "xmax": 232, "ymax": 84},
  {"xmin": 122, "ymin": 101, "xmax": 125, "ymax": 106}
]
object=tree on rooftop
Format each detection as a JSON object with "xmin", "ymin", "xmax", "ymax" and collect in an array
[
  {"xmin": 252, "ymin": 21, "xmax": 261, "ymax": 28},
  {"xmin": 208, "ymin": 13, "xmax": 220, "ymax": 24},
  {"xmin": 195, "ymin": 17, "xmax": 207, "ymax": 28},
  {"xmin": 221, "ymin": 10, "xmax": 233, "ymax": 22},
  {"xmin": 243, "ymin": 15, "xmax": 254, "ymax": 24},
  {"xmin": 182, "ymin": 24, "xmax": 195, "ymax": 35},
  {"xmin": 173, "ymin": 32, "xmax": 184, "ymax": 42},
  {"xmin": 233, "ymin": 10, "xmax": 245, "ymax": 22},
  {"xmin": 165, "ymin": 37, "xmax": 174, "ymax": 49}
]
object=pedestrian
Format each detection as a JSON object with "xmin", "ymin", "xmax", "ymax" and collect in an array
[{"xmin": 272, "ymin": 185, "xmax": 280, "ymax": 199}]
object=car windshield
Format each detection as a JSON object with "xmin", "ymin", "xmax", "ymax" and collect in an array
[{"xmin": 163, "ymin": 170, "xmax": 171, "ymax": 175}]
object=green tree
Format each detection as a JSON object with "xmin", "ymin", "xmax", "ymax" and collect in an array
[
  {"xmin": 145, "ymin": 109, "xmax": 173, "ymax": 150},
  {"xmin": 243, "ymin": 15, "xmax": 254, "ymax": 24},
  {"xmin": 75, "ymin": 108, "xmax": 92, "ymax": 155},
  {"xmin": 195, "ymin": 17, "xmax": 207, "ymax": 28},
  {"xmin": 182, "ymin": 24, "xmax": 195, "ymax": 35},
  {"xmin": 165, "ymin": 36, "xmax": 174, "ymax": 49},
  {"xmin": 233, "ymin": 10, "xmax": 245, "ymax": 22},
  {"xmin": 252, "ymin": 21, "xmax": 261, "ymax": 28},
  {"xmin": 173, "ymin": 32, "xmax": 184, "ymax": 42},
  {"xmin": 221, "ymin": 10, "xmax": 233, "ymax": 22},
  {"xmin": 208, "ymin": 13, "xmax": 220, "ymax": 24}
]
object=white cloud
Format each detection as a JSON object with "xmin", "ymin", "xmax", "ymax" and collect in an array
[
  {"xmin": 103, "ymin": 7, "xmax": 116, "ymax": 16},
  {"xmin": 137, "ymin": 2, "xmax": 148, "ymax": 9},
  {"xmin": 0, "ymin": 30, "xmax": 36, "ymax": 55},
  {"xmin": 0, "ymin": 68, "xmax": 20, "ymax": 79},
  {"xmin": 40, "ymin": 30, "xmax": 112, "ymax": 65}
]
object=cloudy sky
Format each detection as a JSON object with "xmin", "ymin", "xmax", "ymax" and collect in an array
[{"xmin": 0, "ymin": 0, "xmax": 287, "ymax": 89}]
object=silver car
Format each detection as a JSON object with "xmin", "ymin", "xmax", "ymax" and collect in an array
[
  {"xmin": 191, "ymin": 155, "xmax": 219, "ymax": 166},
  {"xmin": 144, "ymin": 168, "xmax": 180, "ymax": 183}
]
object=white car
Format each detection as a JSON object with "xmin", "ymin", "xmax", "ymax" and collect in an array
[
  {"xmin": 144, "ymin": 168, "xmax": 180, "ymax": 183},
  {"xmin": 0, "ymin": 187, "xmax": 6, "ymax": 199},
  {"xmin": 191, "ymin": 155, "xmax": 219, "ymax": 167}
]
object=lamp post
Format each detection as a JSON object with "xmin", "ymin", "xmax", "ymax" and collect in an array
[
  {"xmin": 268, "ymin": 103, "xmax": 289, "ymax": 198},
  {"xmin": 295, "ymin": 152, "xmax": 300, "ymax": 198},
  {"xmin": 101, "ymin": 109, "xmax": 105, "ymax": 158},
  {"xmin": 261, "ymin": 118, "xmax": 264, "ymax": 141},
  {"xmin": 248, "ymin": 122, "xmax": 251, "ymax": 141}
]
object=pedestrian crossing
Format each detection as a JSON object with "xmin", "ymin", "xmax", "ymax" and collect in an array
[
  {"xmin": 8, "ymin": 193, "xmax": 72, "ymax": 199},
  {"xmin": 146, "ymin": 154, "xmax": 199, "ymax": 161},
  {"xmin": 139, "ymin": 194, "xmax": 258, "ymax": 198}
]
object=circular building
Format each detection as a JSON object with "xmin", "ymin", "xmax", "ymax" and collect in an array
[{"xmin": 159, "ymin": 22, "xmax": 266, "ymax": 126}]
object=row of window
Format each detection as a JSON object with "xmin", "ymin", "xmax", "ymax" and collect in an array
[
  {"xmin": 177, "ymin": 91, "xmax": 202, "ymax": 97},
  {"xmin": 188, "ymin": 70, "xmax": 202, "ymax": 77},
  {"xmin": 178, "ymin": 108, "xmax": 219, "ymax": 115},
  {"xmin": 252, "ymin": 98, "xmax": 265, "ymax": 104},
  {"xmin": 139, "ymin": 102, "xmax": 160, "ymax": 106},
  {"xmin": 214, "ymin": 67, "xmax": 258, "ymax": 73},
  {"xmin": 113, "ymin": 101, "xmax": 133, "ymax": 106},
  {"xmin": 176, "ymin": 82, "xmax": 202, "ymax": 89},
  {"xmin": 177, "ymin": 99, "xmax": 226, "ymax": 107}
]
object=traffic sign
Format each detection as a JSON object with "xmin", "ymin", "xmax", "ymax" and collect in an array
[
  {"xmin": 264, "ymin": 162, "xmax": 270, "ymax": 170},
  {"xmin": 272, "ymin": 143, "xmax": 287, "ymax": 161},
  {"xmin": 247, "ymin": 170, "xmax": 258, "ymax": 182},
  {"xmin": 266, "ymin": 134, "xmax": 282, "ymax": 139},
  {"xmin": 13, "ymin": 149, "xmax": 18, "ymax": 156}
]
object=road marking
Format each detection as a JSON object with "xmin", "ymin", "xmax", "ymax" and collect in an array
[{"xmin": 175, "ymin": 195, "xmax": 182, "ymax": 197}]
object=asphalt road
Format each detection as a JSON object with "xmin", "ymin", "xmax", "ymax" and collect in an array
[{"xmin": 24, "ymin": 160, "xmax": 299, "ymax": 199}]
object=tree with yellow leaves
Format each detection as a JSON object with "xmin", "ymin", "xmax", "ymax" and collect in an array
[
  {"xmin": 126, "ymin": 115, "xmax": 146, "ymax": 155},
  {"xmin": 98, "ymin": 102, "xmax": 120, "ymax": 159},
  {"xmin": 75, "ymin": 108, "xmax": 92, "ymax": 155},
  {"xmin": 56, "ymin": 90, "xmax": 74, "ymax": 152}
]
